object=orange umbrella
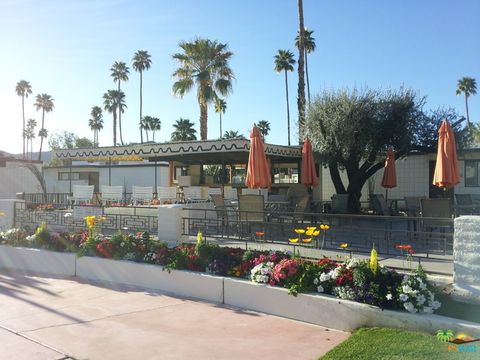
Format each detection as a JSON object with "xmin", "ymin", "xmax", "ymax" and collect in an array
[
  {"xmin": 433, "ymin": 120, "xmax": 460, "ymax": 188},
  {"xmin": 301, "ymin": 138, "xmax": 318, "ymax": 187},
  {"xmin": 381, "ymin": 148, "xmax": 397, "ymax": 201},
  {"xmin": 245, "ymin": 125, "xmax": 271, "ymax": 189}
]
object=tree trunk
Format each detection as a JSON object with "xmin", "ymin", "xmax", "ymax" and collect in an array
[
  {"xmin": 297, "ymin": 0, "xmax": 306, "ymax": 143},
  {"xmin": 465, "ymin": 94, "xmax": 470, "ymax": 125},
  {"xmin": 285, "ymin": 70, "xmax": 291, "ymax": 146},
  {"xmin": 305, "ymin": 50, "xmax": 311, "ymax": 104},
  {"xmin": 200, "ymin": 102, "xmax": 208, "ymax": 140},
  {"xmin": 38, "ymin": 110, "xmax": 45, "ymax": 161},
  {"xmin": 113, "ymin": 112, "xmax": 117, "ymax": 147},
  {"xmin": 219, "ymin": 113, "xmax": 223, "ymax": 139},
  {"xmin": 139, "ymin": 71, "xmax": 144, "ymax": 144},
  {"xmin": 22, "ymin": 95, "xmax": 25, "ymax": 159},
  {"xmin": 118, "ymin": 81, "xmax": 124, "ymax": 145}
]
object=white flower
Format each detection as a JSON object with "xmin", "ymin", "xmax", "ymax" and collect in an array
[
  {"xmin": 313, "ymin": 278, "xmax": 319, "ymax": 285},
  {"xmin": 120, "ymin": 242, "xmax": 125, "ymax": 247},
  {"xmin": 416, "ymin": 294, "xmax": 426, "ymax": 305},
  {"xmin": 402, "ymin": 285, "xmax": 413, "ymax": 294},
  {"xmin": 423, "ymin": 306, "xmax": 433, "ymax": 314},
  {"xmin": 64, "ymin": 212, "xmax": 72, "ymax": 218},
  {"xmin": 403, "ymin": 275, "xmax": 409, "ymax": 283},
  {"xmin": 319, "ymin": 272, "xmax": 331, "ymax": 282},
  {"xmin": 403, "ymin": 302, "xmax": 417, "ymax": 313},
  {"xmin": 420, "ymin": 282, "xmax": 427, "ymax": 290},
  {"xmin": 328, "ymin": 268, "xmax": 340, "ymax": 280},
  {"xmin": 399, "ymin": 293, "xmax": 409, "ymax": 302},
  {"xmin": 26, "ymin": 235, "xmax": 36, "ymax": 242},
  {"xmin": 317, "ymin": 285, "xmax": 324, "ymax": 293},
  {"xmin": 386, "ymin": 293, "xmax": 393, "ymax": 300},
  {"xmin": 431, "ymin": 300, "xmax": 441, "ymax": 310}
]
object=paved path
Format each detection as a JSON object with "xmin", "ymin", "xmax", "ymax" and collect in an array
[{"xmin": 0, "ymin": 271, "xmax": 349, "ymax": 360}]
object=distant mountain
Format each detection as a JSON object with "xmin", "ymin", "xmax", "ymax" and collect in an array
[{"xmin": 1, "ymin": 151, "xmax": 53, "ymax": 163}]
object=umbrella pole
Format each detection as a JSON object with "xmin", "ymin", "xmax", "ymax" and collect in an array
[{"xmin": 385, "ymin": 188, "xmax": 388, "ymax": 202}]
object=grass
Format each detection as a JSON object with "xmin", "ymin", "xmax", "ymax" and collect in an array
[{"xmin": 320, "ymin": 327, "xmax": 476, "ymax": 360}]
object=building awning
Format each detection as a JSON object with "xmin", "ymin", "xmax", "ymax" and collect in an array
[{"xmin": 53, "ymin": 139, "xmax": 302, "ymax": 164}]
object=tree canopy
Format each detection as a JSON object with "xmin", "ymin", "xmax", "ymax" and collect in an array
[{"xmin": 306, "ymin": 88, "xmax": 470, "ymax": 212}]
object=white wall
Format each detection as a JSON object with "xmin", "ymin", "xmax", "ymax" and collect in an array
[{"xmin": 0, "ymin": 161, "xmax": 42, "ymax": 198}]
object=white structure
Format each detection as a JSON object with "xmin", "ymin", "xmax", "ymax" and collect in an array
[{"xmin": 0, "ymin": 158, "xmax": 43, "ymax": 198}]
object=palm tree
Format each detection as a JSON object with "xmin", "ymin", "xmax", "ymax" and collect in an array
[
  {"xmin": 223, "ymin": 130, "xmax": 246, "ymax": 140},
  {"xmin": 148, "ymin": 116, "xmax": 161, "ymax": 142},
  {"xmin": 274, "ymin": 49, "xmax": 296, "ymax": 146},
  {"xmin": 297, "ymin": 0, "xmax": 306, "ymax": 142},
  {"xmin": 88, "ymin": 106, "xmax": 103, "ymax": 146},
  {"xmin": 214, "ymin": 98, "xmax": 227, "ymax": 138},
  {"xmin": 295, "ymin": 29, "xmax": 316, "ymax": 104},
  {"xmin": 172, "ymin": 38, "xmax": 234, "ymax": 140},
  {"xmin": 456, "ymin": 76, "xmax": 477, "ymax": 125},
  {"xmin": 171, "ymin": 118, "xmax": 197, "ymax": 141},
  {"xmin": 140, "ymin": 115, "xmax": 157, "ymax": 142},
  {"xmin": 25, "ymin": 118, "xmax": 36, "ymax": 160},
  {"xmin": 257, "ymin": 120, "xmax": 271, "ymax": 140},
  {"xmin": 15, "ymin": 80, "xmax": 32, "ymax": 159},
  {"xmin": 132, "ymin": 50, "xmax": 152, "ymax": 144},
  {"xmin": 103, "ymin": 90, "xmax": 126, "ymax": 146},
  {"xmin": 34, "ymin": 93, "xmax": 54, "ymax": 161},
  {"xmin": 110, "ymin": 61, "xmax": 130, "ymax": 145}
]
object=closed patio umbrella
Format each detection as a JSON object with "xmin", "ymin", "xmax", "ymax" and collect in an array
[
  {"xmin": 301, "ymin": 138, "xmax": 318, "ymax": 187},
  {"xmin": 433, "ymin": 120, "xmax": 460, "ymax": 188},
  {"xmin": 381, "ymin": 148, "xmax": 397, "ymax": 201},
  {"xmin": 245, "ymin": 125, "xmax": 271, "ymax": 189}
]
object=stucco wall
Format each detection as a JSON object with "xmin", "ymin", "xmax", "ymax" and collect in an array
[{"xmin": 0, "ymin": 161, "xmax": 42, "ymax": 198}]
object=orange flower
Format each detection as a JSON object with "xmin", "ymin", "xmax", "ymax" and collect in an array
[
  {"xmin": 396, "ymin": 244, "xmax": 412, "ymax": 250},
  {"xmin": 255, "ymin": 231, "xmax": 265, "ymax": 237}
]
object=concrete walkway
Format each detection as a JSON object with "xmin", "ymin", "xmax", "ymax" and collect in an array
[{"xmin": 0, "ymin": 271, "xmax": 349, "ymax": 360}]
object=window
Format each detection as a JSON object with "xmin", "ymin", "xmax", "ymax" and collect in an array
[
  {"xmin": 273, "ymin": 163, "xmax": 299, "ymax": 184},
  {"xmin": 465, "ymin": 161, "xmax": 480, "ymax": 187},
  {"xmin": 58, "ymin": 172, "xmax": 80, "ymax": 181}
]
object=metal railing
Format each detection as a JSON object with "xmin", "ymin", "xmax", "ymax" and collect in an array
[{"xmin": 182, "ymin": 207, "xmax": 454, "ymax": 258}]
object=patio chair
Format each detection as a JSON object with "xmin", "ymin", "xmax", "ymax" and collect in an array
[
  {"xmin": 330, "ymin": 194, "xmax": 349, "ymax": 214},
  {"xmin": 242, "ymin": 188, "xmax": 268, "ymax": 202},
  {"xmin": 404, "ymin": 196, "xmax": 425, "ymax": 217},
  {"xmin": 271, "ymin": 196, "xmax": 309, "ymax": 225},
  {"xmin": 370, "ymin": 194, "xmax": 397, "ymax": 216},
  {"xmin": 454, "ymin": 194, "xmax": 479, "ymax": 215},
  {"xmin": 420, "ymin": 198, "xmax": 453, "ymax": 252},
  {"xmin": 184, "ymin": 186, "xmax": 205, "ymax": 203},
  {"xmin": 207, "ymin": 187, "xmax": 222, "ymax": 197},
  {"xmin": 238, "ymin": 194, "xmax": 265, "ymax": 237},
  {"xmin": 210, "ymin": 194, "xmax": 237, "ymax": 233},
  {"xmin": 101, "ymin": 185, "xmax": 123, "ymax": 205},
  {"xmin": 69, "ymin": 185, "xmax": 94, "ymax": 206},
  {"xmin": 157, "ymin": 186, "xmax": 177, "ymax": 204},
  {"xmin": 132, "ymin": 186, "xmax": 153, "ymax": 205},
  {"xmin": 224, "ymin": 187, "xmax": 238, "ymax": 201}
]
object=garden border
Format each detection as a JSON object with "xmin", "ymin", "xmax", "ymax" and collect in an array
[{"xmin": 0, "ymin": 245, "xmax": 478, "ymax": 337}]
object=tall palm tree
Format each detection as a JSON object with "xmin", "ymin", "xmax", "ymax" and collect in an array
[
  {"xmin": 223, "ymin": 130, "xmax": 246, "ymax": 140},
  {"xmin": 274, "ymin": 49, "xmax": 296, "ymax": 146},
  {"xmin": 214, "ymin": 98, "xmax": 227, "ymax": 138},
  {"xmin": 171, "ymin": 118, "xmax": 197, "ymax": 141},
  {"xmin": 257, "ymin": 120, "xmax": 271, "ymax": 140},
  {"xmin": 295, "ymin": 29, "xmax": 316, "ymax": 104},
  {"xmin": 456, "ymin": 76, "xmax": 477, "ymax": 125},
  {"xmin": 297, "ymin": 0, "xmax": 306, "ymax": 142},
  {"xmin": 88, "ymin": 106, "xmax": 103, "ymax": 146},
  {"xmin": 110, "ymin": 61, "xmax": 129, "ymax": 145},
  {"xmin": 140, "ymin": 115, "xmax": 153, "ymax": 142},
  {"xmin": 148, "ymin": 116, "xmax": 161, "ymax": 142},
  {"xmin": 103, "ymin": 90, "xmax": 126, "ymax": 146},
  {"xmin": 132, "ymin": 50, "xmax": 152, "ymax": 144},
  {"xmin": 25, "ymin": 118, "xmax": 36, "ymax": 160},
  {"xmin": 172, "ymin": 38, "xmax": 234, "ymax": 140},
  {"xmin": 34, "ymin": 93, "xmax": 54, "ymax": 161},
  {"xmin": 15, "ymin": 80, "xmax": 32, "ymax": 159}
]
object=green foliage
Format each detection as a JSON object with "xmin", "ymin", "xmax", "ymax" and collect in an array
[
  {"xmin": 286, "ymin": 261, "xmax": 318, "ymax": 296},
  {"xmin": 223, "ymin": 130, "xmax": 246, "ymax": 139},
  {"xmin": 34, "ymin": 222, "xmax": 50, "ymax": 248},
  {"xmin": 171, "ymin": 118, "xmax": 197, "ymax": 141}
]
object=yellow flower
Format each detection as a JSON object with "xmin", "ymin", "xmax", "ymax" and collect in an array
[
  {"xmin": 323, "ymin": 224, "xmax": 330, "ymax": 230},
  {"xmin": 84, "ymin": 216, "xmax": 96, "ymax": 229},
  {"xmin": 302, "ymin": 238, "xmax": 312, "ymax": 243},
  {"xmin": 288, "ymin": 238, "xmax": 299, "ymax": 243},
  {"xmin": 340, "ymin": 243, "xmax": 349, "ymax": 249},
  {"xmin": 306, "ymin": 226, "xmax": 316, "ymax": 231},
  {"xmin": 294, "ymin": 229, "xmax": 305, "ymax": 234},
  {"xmin": 197, "ymin": 231, "xmax": 204, "ymax": 244},
  {"xmin": 305, "ymin": 228, "xmax": 315, "ymax": 236},
  {"xmin": 100, "ymin": 216, "xmax": 108, "ymax": 221},
  {"xmin": 370, "ymin": 245, "xmax": 378, "ymax": 275},
  {"xmin": 312, "ymin": 230, "xmax": 320, "ymax": 236}
]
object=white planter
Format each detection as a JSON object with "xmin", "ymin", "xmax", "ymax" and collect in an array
[
  {"xmin": 76, "ymin": 256, "xmax": 224, "ymax": 303},
  {"xmin": 223, "ymin": 278, "xmax": 480, "ymax": 337},
  {"xmin": 0, "ymin": 245, "xmax": 76, "ymax": 277}
]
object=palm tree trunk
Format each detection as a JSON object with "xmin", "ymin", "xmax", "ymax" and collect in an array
[
  {"xmin": 305, "ymin": 50, "xmax": 311, "ymax": 105},
  {"xmin": 118, "ymin": 81, "xmax": 124, "ymax": 145},
  {"xmin": 146, "ymin": 127, "xmax": 149, "ymax": 142},
  {"xmin": 200, "ymin": 102, "xmax": 208, "ymax": 140},
  {"xmin": 113, "ymin": 112, "xmax": 117, "ymax": 146},
  {"xmin": 297, "ymin": 0, "xmax": 306, "ymax": 144},
  {"xmin": 219, "ymin": 113, "xmax": 223, "ymax": 139},
  {"xmin": 153, "ymin": 130, "xmax": 155, "ymax": 142},
  {"xmin": 284, "ymin": 70, "xmax": 291, "ymax": 146},
  {"xmin": 38, "ymin": 110, "xmax": 45, "ymax": 161},
  {"xmin": 139, "ymin": 71, "xmax": 144, "ymax": 144},
  {"xmin": 465, "ymin": 94, "xmax": 470, "ymax": 125},
  {"xmin": 22, "ymin": 95, "xmax": 25, "ymax": 159}
]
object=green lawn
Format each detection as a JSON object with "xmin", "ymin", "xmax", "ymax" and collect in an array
[{"xmin": 320, "ymin": 327, "xmax": 476, "ymax": 360}]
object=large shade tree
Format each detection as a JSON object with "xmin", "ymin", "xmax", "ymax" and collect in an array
[
  {"xmin": 15, "ymin": 80, "xmax": 32, "ymax": 159},
  {"xmin": 88, "ymin": 106, "xmax": 104, "ymax": 146},
  {"xmin": 171, "ymin": 118, "xmax": 197, "ymax": 141},
  {"xmin": 103, "ymin": 90, "xmax": 126, "ymax": 146},
  {"xmin": 132, "ymin": 50, "xmax": 152, "ymax": 144},
  {"xmin": 306, "ymin": 88, "xmax": 470, "ymax": 213},
  {"xmin": 456, "ymin": 76, "xmax": 477, "ymax": 125},
  {"xmin": 295, "ymin": 29, "xmax": 316, "ymax": 104},
  {"xmin": 172, "ymin": 38, "xmax": 234, "ymax": 140},
  {"xmin": 34, "ymin": 93, "xmax": 54, "ymax": 161},
  {"xmin": 296, "ymin": 0, "xmax": 306, "ymax": 142},
  {"xmin": 274, "ymin": 50, "xmax": 296, "ymax": 146},
  {"xmin": 110, "ymin": 61, "xmax": 129, "ymax": 145}
]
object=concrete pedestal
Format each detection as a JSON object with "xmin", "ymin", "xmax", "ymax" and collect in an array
[
  {"xmin": 453, "ymin": 216, "xmax": 480, "ymax": 304},
  {"xmin": 157, "ymin": 204, "xmax": 184, "ymax": 246},
  {"xmin": 0, "ymin": 199, "xmax": 25, "ymax": 230}
]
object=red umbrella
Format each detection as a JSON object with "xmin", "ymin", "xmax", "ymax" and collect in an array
[
  {"xmin": 245, "ymin": 126, "xmax": 271, "ymax": 189},
  {"xmin": 433, "ymin": 120, "xmax": 460, "ymax": 188},
  {"xmin": 301, "ymin": 138, "xmax": 318, "ymax": 187},
  {"xmin": 381, "ymin": 148, "xmax": 397, "ymax": 201}
]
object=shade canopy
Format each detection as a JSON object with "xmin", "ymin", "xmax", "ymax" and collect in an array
[
  {"xmin": 433, "ymin": 120, "xmax": 460, "ymax": 188},
  {"xmin": 245, "ymin": 126, "xmax": 271, "ymax": 189},
  {"xmin": 381, "ymin": 148, "xmax": 397, "ymax": 189},
  {"xmin": 301, "ymin": 138, "xmax": 318, "ymax": 187}
]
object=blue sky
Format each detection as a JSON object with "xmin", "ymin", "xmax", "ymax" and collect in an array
[{"xmin": 1, "ymin": 0, "xmax": 479, "ymax": 154}]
